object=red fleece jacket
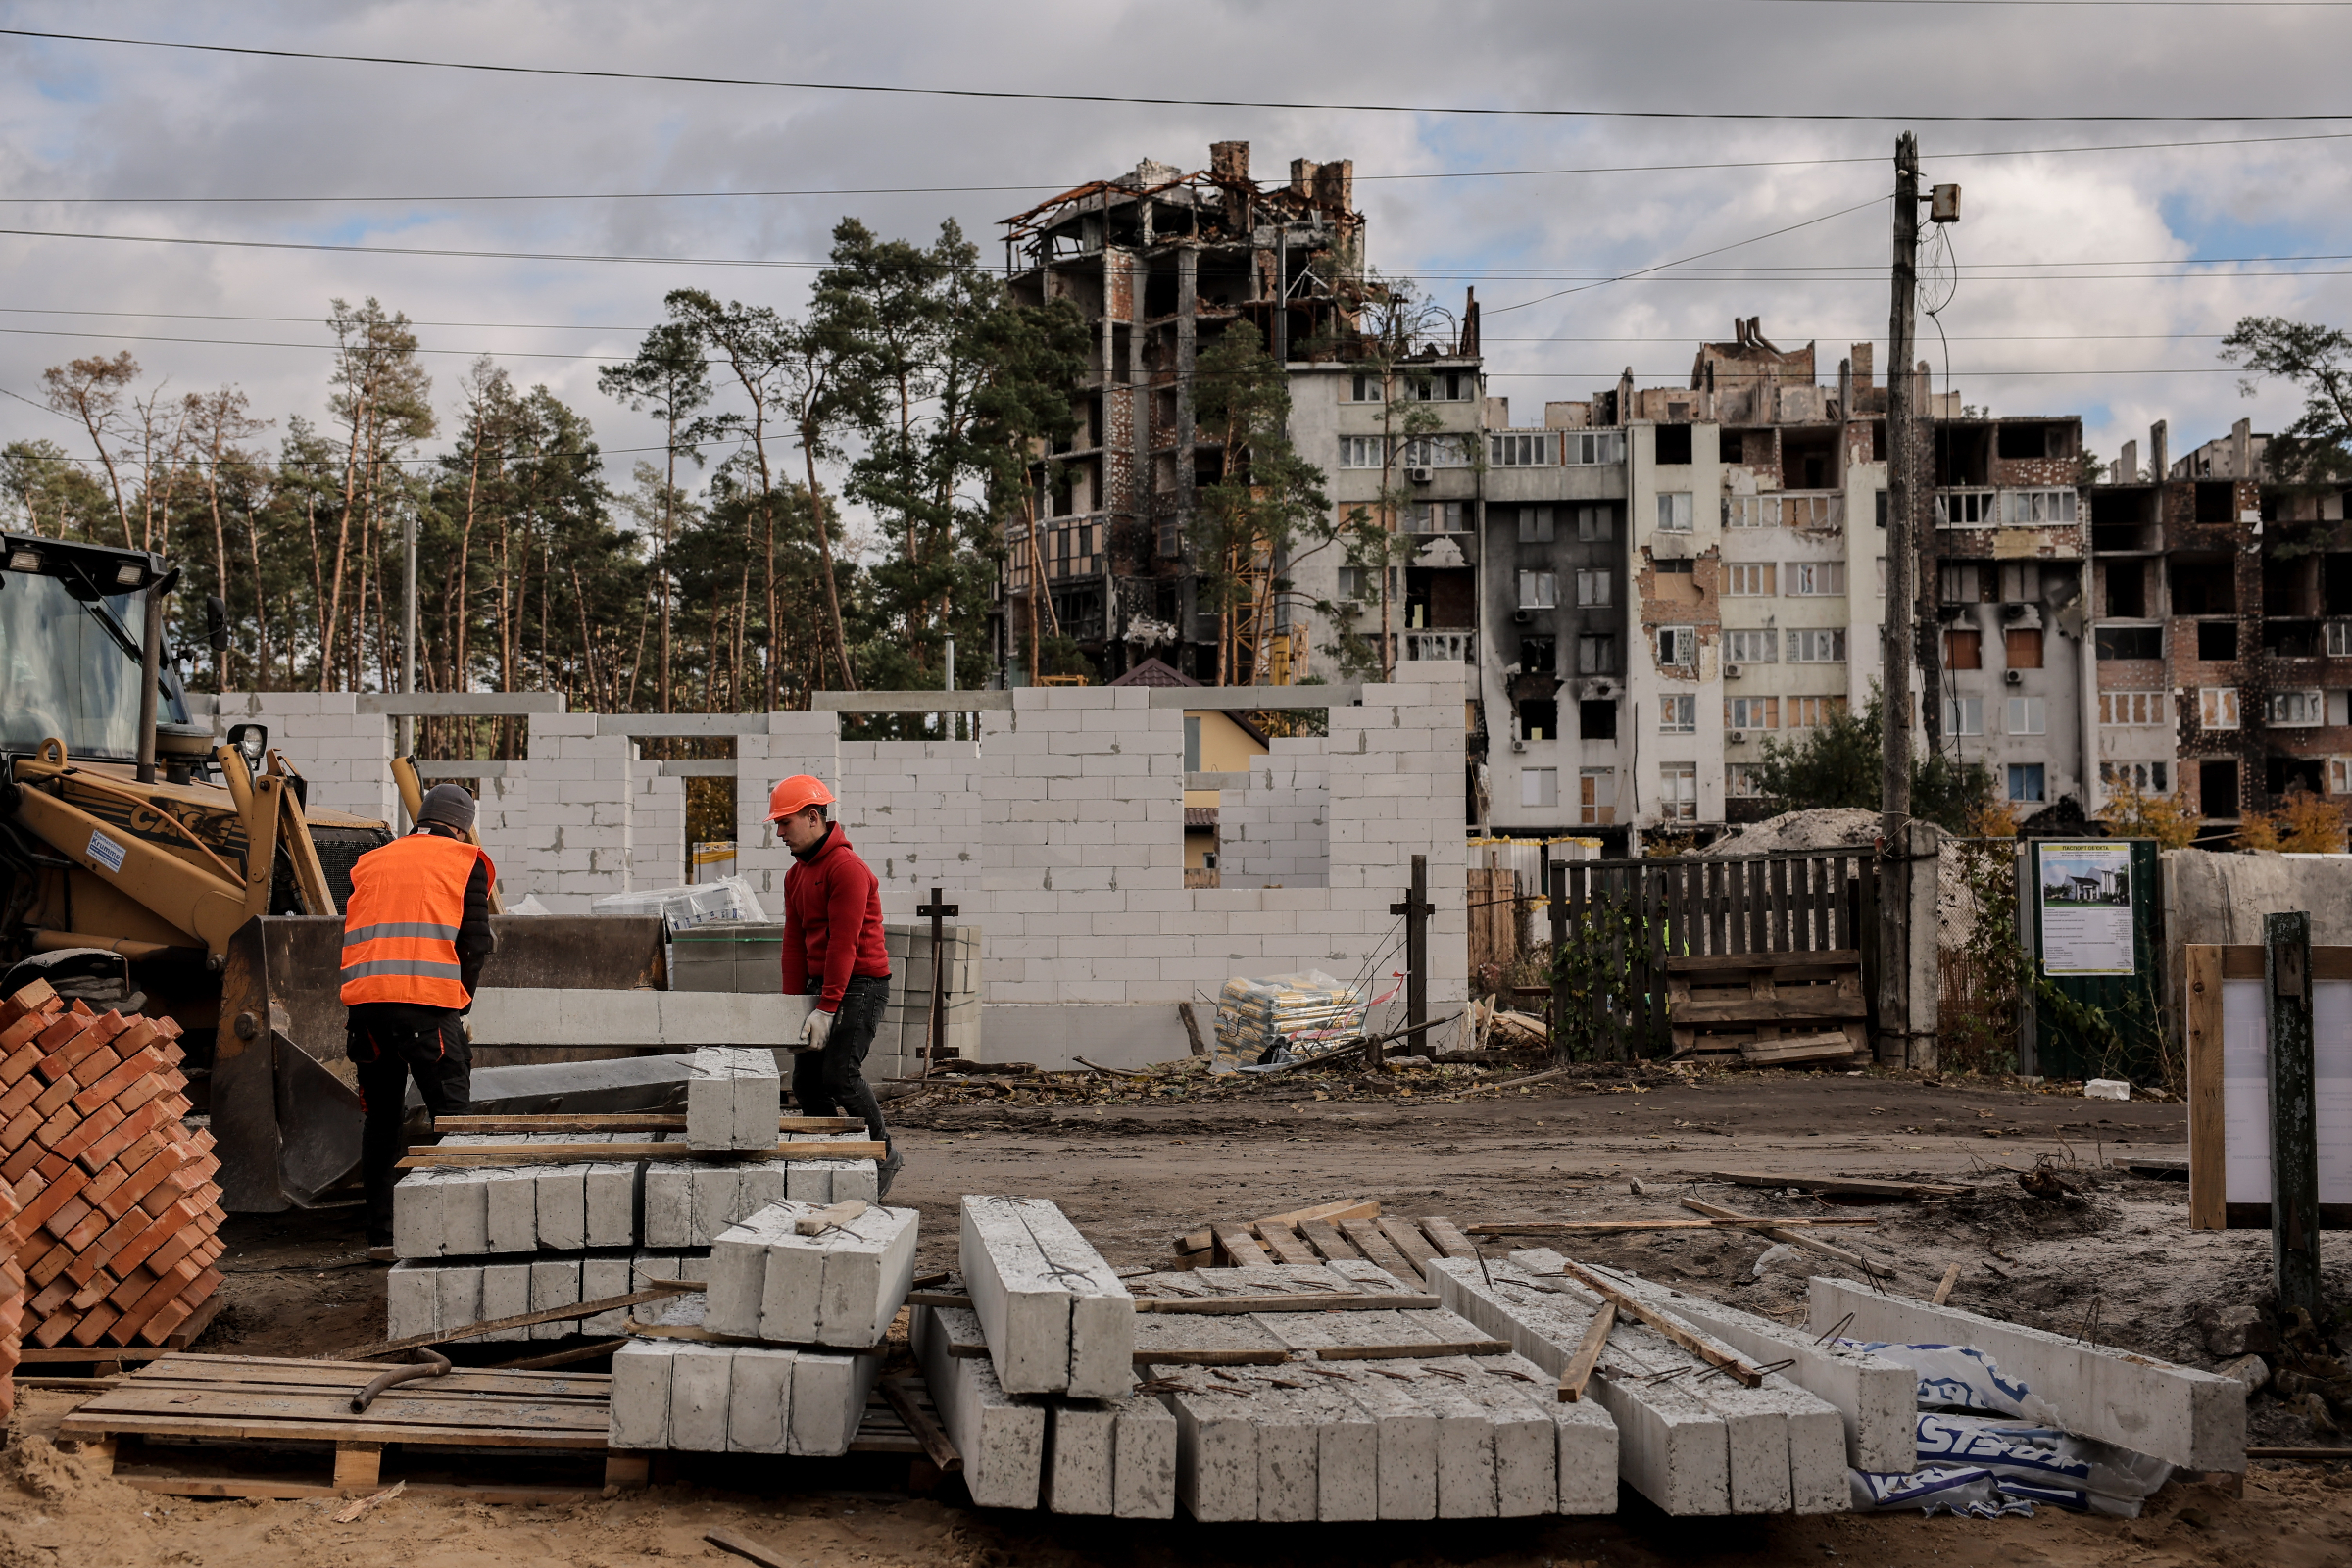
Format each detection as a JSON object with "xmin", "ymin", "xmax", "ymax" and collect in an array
[{"xmin": 779, "ymin": 824, "xmax": 891, "ymax": 1011}]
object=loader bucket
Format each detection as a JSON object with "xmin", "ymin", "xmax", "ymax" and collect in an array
[{"xmin": 212, "ymin": 913, "xmax": 672, "ymax": 1211}]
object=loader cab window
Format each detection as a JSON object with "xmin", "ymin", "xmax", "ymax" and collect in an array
[{"xmin": 0, "ymin": 570, "xmax": 186, "ymax": 760}]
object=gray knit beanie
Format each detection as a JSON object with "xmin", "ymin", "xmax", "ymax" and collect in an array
[{"xmin": 416, "ymin": 782, "xmax": 478, "ymax": 834}]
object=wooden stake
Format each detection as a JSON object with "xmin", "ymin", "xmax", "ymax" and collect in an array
[
  {"xmin": 1551, "ymin": 1259, "xmax": 1764, "ymax": 1388},
  {"xmin": 1558, "ymin": 1300, "xmax": 1615, "ymax": 1403},
  {"xmin": 794, "ymin": 1199, "xmax": 868, "ymax": 1236},
  {"xmin": 1931, "ymin": 1263, "xmax": 1961, "ymax": 1305}
]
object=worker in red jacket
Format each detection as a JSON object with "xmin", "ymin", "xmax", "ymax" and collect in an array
[{"xmin": 769, "ymin": 774, "xmax": 901, "ymax": 1197}]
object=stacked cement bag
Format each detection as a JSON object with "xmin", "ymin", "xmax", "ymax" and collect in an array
[{"xmin": 1211, "ymin": 971, "xmax": 1366, "ymax": 1072}]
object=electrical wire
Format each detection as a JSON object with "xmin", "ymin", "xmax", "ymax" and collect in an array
[{"xmin": 9, "ymin": 27, "xmax": 2352, "ymax": 123}]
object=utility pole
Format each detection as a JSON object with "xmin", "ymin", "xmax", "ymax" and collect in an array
[
  {"xmin": 1878, "ymin": 132, "xmax": 1921, "ymax": 1066},
  {"xmin": 399, "ymin": 508, "xmax": 418, "ymax": 825}
]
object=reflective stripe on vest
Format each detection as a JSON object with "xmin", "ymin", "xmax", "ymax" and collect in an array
[{"xmin": 338, "ymin": 831, "xmax": 494, "ymax": 1008}]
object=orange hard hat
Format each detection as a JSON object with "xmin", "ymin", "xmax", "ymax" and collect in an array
[{"xmin": 766, "ymin": 773, "xmax": 836, "ymax": 821}]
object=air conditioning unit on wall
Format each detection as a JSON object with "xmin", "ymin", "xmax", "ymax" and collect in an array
[
  {"xmin": 1724, "ymin": 662, "xmax": 1744, "ymax": 680},
  {"xmin": 1405, "ymin": 466, "xmax": 1434, "ymax": 484},
  {"xmin": 2004, "ymin": 669, "xmax": 2025, "ymax": 686}
]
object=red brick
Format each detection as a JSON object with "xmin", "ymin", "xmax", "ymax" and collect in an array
[
  {"xmin": 0, "ymin": 1140, "xmax": 42, "ymax": 1186},
  {"xmin": 67, "ymin": 1303, "xmax": 121, "ymax": 1347},
  {"xmin": 27, "ymin": 1271, "xmax": 74, "ymax": 1314},
  {"xmin": 120, "ymin": 1258, "xmax": 204, "ymax": 1344},
  {"xmin": 75, "ymin": 1102, "xmax": 171, "ymax": 1175},
  {"xmin": 0, "ymin": 1071, "xmax": 42, "ymax": 1121},
  {"xmin": 97, "ymin": 1145, "xmax": 186, "ymax": 1222},
  {"xmin": 44, "ymin": 1101, "xmax": 123, "ymax": 1166},
  {"xmin": 0, "ymin": 1012, "xmax": 53, "ymax": 1056},
  {"xmin": 104, "ymin": 1196, "xmax": 199, "ymax": 1281},
  {"xmin": 63, "ymin": 1206, "xmax": 151, "ymax": 1286},
  {"xmin": 30, "ymin": 1308, "xmax": 76, "ymax": 1348},
  {"xmin": 70, "ymin": 1045, "xmax": 162, "ymax": 1116},
  {"xmin": 0, "ymin": 1039, "xmax": 42, "ymax": 1087},
  {"xmin": 29, "ymin": 1072, "xmax": 78, "ymax": 1119},
  {"xmin": 30, "ymin": 1198, "xmax": 88, "ymax": 1254},
  {"xmin": 16, "ymin": 1164, "xmax": 87, "ymax": 1234},
  {"xmin": 0, "ymin": 1104, "xmax": 39, "ymax": 1151},
  {"xmin": 29, "ymin": 1009, "xmax": 106, "ymax": 1080},
  {"xmin": 110, "ymin": 1071, "xmax": 172, "ymax": 1118},
  {"xmin": 3, "ymin": 977, "xmax": 59, "ymax": 1019}
]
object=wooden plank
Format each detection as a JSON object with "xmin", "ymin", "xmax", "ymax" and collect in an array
[
  {"xmin": 877, "ymin": 1379, "xmax": 962, "ymax": 1474},
  {"xmin": 1464, "ymin": 1217, "xmax": 1878, "ymax": 1234},
  {"xmin": 333, "ymin": 1442, "xmax": 382, "ymax": 1491},
  {"xmin": 1704, "ymin": 1171, "xmax": 1965, "ymax": 1200},
  {"xmin": 1557, "ymin": 1300, "xmax": 1614, "ymax": 1403},
  {"xmin": 1375, "ymin": 1217, "xmax": 1443, "ymax": 1285},
  {"xmin": 1682, "ymin": 1198, "xmax": 1885, "ymax": 1277},
  {"xmin": 1338, "ymin": 1217, "xmax": 1420, "ymax": 1283},
  {"xmin": 1311, "ymin": 1340, "xmax": 1512, "ymax": 1362},
  {"xmin": 1212, "ymin": 1225, "xmax": 1271, "ymax": 1266},
  {"xmin": 491, "ymin": 1342, "xmax": 628, "ymax": 1373},
  {"xmin": 1550, "ymin": 1260, "xmax": 1763, "ymax": 1388},
  {"xmin": 431, "ymin": 1115, "xmax": 862, "ymax": 1134},
  {"xmin": 1251, "ymin": 1221, "xmax": 1322, "ymax": 1267},
  {"xmin": 794, "ymin": 1199, "xmax": 869, "ymax": 1236},
  {"xmin": 1141, "ymin": 1292, "xmax": 1433, "ymax": 1316},
  {"xmin": 115, "ymin": 1367, "xmax": 609, "ymax": 1401},
  {"xmin": 906, "ymin": 1292, "xmax": 974, "ymax": 1309},
  {"xmin": 111, "ymin": 1472, "xmax": 605, "ymax": 1506},
  {"xmin": 59, "ymin": 1412, "xmax": 610, "ymax": 1449},
  {"xmin": 1748, "ymin": 856, "xmax": 1769, "ymax": 955},
  {"xmin": 1740, "ymin": 1034, "xmax": 1864, "ymax": 1065},
  {"xmin": 622, "ymin": 1321, "xmax": 886, "ymax": 1351},
  {"xmin": 1768, "ymin": 856, "xmax": 1788, "ymax": 954},
  {"xmin": 1704, "ymin": 859, "xmax": 1726, "ymax": 958},
  {"xmin": 337, "ymin": 1285, "xmax": 694, "ymax": 1359},
  {"xmin": 2219, "ymin": 945, "xmax": 2352, "ymax": 981},
  {"xmin": 74, "ymin": 1387, "xmax": 610, "ymax": 1434},
  {"xmin": 1175, "ymin": 1198, "xmax": 1378, "ymax": 1256},
  {"xmin": 708, "ymin": 1527, "xmax": 794, "ymax": 1568},
  {"xmin": 1295, "ymin": 1218, "xmax": 1360, "ymax": 1263},
  {"xmin": 1134, "ymin": 1348, "xmax": 1293, "ymax": 1367},
  {"xmin": 1932, "ymin": 1264, "xmax": 1962, "ymax": 1305},
  {"xmin": 1415, "ymin": 1217, "xmax": 1482, "ymax": 1261},
  {"xmin": 1669, "ymin": 995, "xmax": 1867, "ymax": 1024},
  {"xmin": 2186, "ymin": 944, "xmax": 2228, "ymax": 1232},
  {"xmin": 398, "ymin": 1141, "xmax": 886, "ymax": 1167}
]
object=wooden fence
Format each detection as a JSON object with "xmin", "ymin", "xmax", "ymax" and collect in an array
[{"xmin": 1545, "ymin": 851, "xmax": 1876, "ymax": 1061}]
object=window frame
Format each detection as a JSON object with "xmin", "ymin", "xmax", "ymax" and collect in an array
[
  {"xmin": 1517, "ymin": 570, "xmax": 1558, "ymax": 610},
  {"xmin": 2199, "ymin": 686, "xmax": 2241, "ymax": 730},
  {"xmin": 1655, "ymin": 624, "xmax": 1697, "ymax": 669},
  {"xmin": 1655, "ymin": 492, "xmax": 1695, "ymax": 534},
  {"xmin": 1659, "ymin": 693, "xmax": 1697, "ymax": 733}
]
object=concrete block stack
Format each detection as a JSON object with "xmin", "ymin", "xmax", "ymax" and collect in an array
[
  {"xmin": 0, "ymin": 983, "xmax": 222, "ymax": 1352},
  {"xmin": 0, "ymin": 1171, "xmax": 23, "ymax": 1421},
  {"xmin": 686, "ymin": 1047, "xmax": 782, "ymax": 1150},
  {"xmin": 384, "ymin": 1128, "xmax": 876, "ymax": 1340},
  {"xmin": 608, "ymin": 1199, "xmax": 913, "ymax": 1455},
  {"xmin": 960, "ymin": 1195, "xmax": 1135, "ymax": 1397},
  {"xmin": 1433, "ymin": 1252, "xmax": 1849, "ymax": 1515},
  {"xmin": 879, "ymin": 923, "xmax": 981, "ymax": 1073}
]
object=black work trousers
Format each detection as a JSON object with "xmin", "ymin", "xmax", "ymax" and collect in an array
[
  {"xmin": 348, "ymin": 1003, "xmax": 472, "ymax": 1242},
  {"xmin": 793, "ymin": 973, "xmax": 891, "ymax": 1152}
]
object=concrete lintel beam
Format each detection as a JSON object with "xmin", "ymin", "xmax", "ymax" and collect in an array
[
  {"xmin": 414, "ymin": 760, "xmax": 513, "ymax": 777},
  {"xmin": 657, "ymin": 760, "xmax": 741, "ymax": 776},
  {"xmin": 598, "ymin": 713, "xmax": 772, "ymax": 737},
  {"xmin": 813, "ymin": 692, "xmax": 1013, "ymax": 712},
  {"xmin": 1185, "ymin": 772, "xmax": 1251, "ymax": 790},
  {"xmin": 357, "ymin": 693, "xmax": 568, "ymax": 716},
  {"xmin": 1147, "ymin": 688, "xmax": 1360, "ymax": 710}
]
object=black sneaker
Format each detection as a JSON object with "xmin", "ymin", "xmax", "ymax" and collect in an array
[{"xmin": 877, "ymin": 1152, "xmax": 905, "ymax": 1201}]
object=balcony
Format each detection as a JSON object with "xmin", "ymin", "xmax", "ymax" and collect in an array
[{"xmin": 1404, "ymin": 630, "xmax": 1476, "ymax": 663}]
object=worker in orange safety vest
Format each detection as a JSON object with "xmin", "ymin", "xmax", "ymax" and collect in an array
[{"xmin": 341, "ymin": 782, "xmax": 496, "ymax": 1247}]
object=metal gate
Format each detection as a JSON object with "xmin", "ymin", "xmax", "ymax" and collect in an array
[{"xmin": 1545, "ymin": 851, "xmax": 1876, "ymax": 1061}]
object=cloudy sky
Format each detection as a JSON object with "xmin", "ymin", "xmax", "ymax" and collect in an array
[{"xmin": 4, "ymin": 0, "xmax": 2350, "ymax": 533}]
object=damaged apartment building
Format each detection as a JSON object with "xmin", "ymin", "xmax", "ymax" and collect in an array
[
  {"xmin": 2089, "ymin": 417, "xmax": 2352, "ymax": 826},
  {"xmin": 996, "ymin": 142, "xmax": 1482, "ymax": 689}
]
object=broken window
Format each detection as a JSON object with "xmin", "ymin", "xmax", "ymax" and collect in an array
[
  {"xmin": 2105, "ymin": 561, "xmax": 2146, "ymax": 618},
  {"xmin": 2007, "ymin": 696, "xmax": 2047, "ymax": 736},
  {"xmin": 2006, "ymin": 490, "xmax": 2078, "ymax": 527},
  {"xmin": 1725, "ymin": 629, "xmax": 1778, "ymax": 663},
  {"xmin": 2200, "ymin": 688, "xmax": 2241, "ymax": 729},
  {"xmin": 2197, "ymin": 621, "xmax": 2238, "ymax": 662},
  {"xmin": 1490, "ymin": 432, "xmax": 1558, "ymax": 466},
  {"xmin": 1337, "ymin": 435, "xmax": 1384, "ymax": 468},
  {"xmin": 1788, "ymin": 696, "xmax": 1847, "ymax": 729},
  {"xmin": 1726, "ymin": 497, "xmax": 1777, "ymax": 529},
  {"xmin": 1936, "ymin": 491, "xmax": 1998, "ymax": 528},
  {"xmin": 1656, "ymin": 493, "xmax": 1694, "ymax": 533},
  {"xmin": 1781, "ymin": 429, "xmax": 1836, "ymax": 491},
  {"xmin": 1944, "ymin": 697, "xmax": 1984, "ymax": 736},
  {"xmin": 1563, "ymin": 430, "xmax": 1627, "ymax": 466},
  {"xmin": 1655, "ymin": 626, "xmax": 1697, "ymax": 670},
  {"xmin": 1940, "ymin": 563, "xmax": 1985, "ymax": 603},
  {"xmin": 1580, "ymin": 700, "xmax": 1619, "ymax": 741},
  {"xmin": 1519, "ymin": 636, "xmax": 1556, "ymax": 673},
  {"xmin": 1654, "ymin": 424, "xmax": 1694, "ymax": 466},
  {"xmin": 1518, "ymin": 506, "xmax": 1555, "ymax": 544},
  {"xmin": 1726, "ymin": 762, "xmax": 1767, "ymax": 798},
  {"xmin": 1788, "ymin": 562, "xmax": 1846, "ymax": 596},
  {"xmin": 1403, "ymin": 370, "xmax": 1474, "ymax": 402},
  {"xmin": 2195, "ymin": 482, "xmax": 2236, "ymax": 524},
  {"xmin": 2100, "ymin": 691, "xmax": 2166, "ymax": 726},
  {"xmin": 1348, "ymin": 373, "xmax": 1384, "ymax": 403},
  {"xmin": 1577, "ymin": 633, "xmax": 1615, "ymax": 674},
  {"xmin": 1788, "ymin": 629, "xmax": 1847, "ymax": 662},
  {"xmin": 2200, "ymin": 759, "xmax": 2240, "ymax": 815},
  {"xmin": 1726, "ymin": 696, "xmax": 1779, "ymax": 730},
  {"xmin": 1724, "ymin": 564, "xmax": 1775, "ymax": 596},
  {"xmin": 2269, "ymin": 690, "xmax": 2326, "ymax": 727},
  {"xmin": 1945, "ymin": 628, "xmax": 1983, "ymax": 669},
  {"xmin": 1659, "ymin": 763, "xmax": 1698, "ymax": 821},
  {"xmin": 1999, "ymin": 563, "xmax": 2042, "ymax": 603},
  {"xmin": 1400, "ymin": 435, "xmax": 1471, "ymax": 468},
  {"xmin": 1578, "ymin": 767, "xmax": 1616, "ymax": 824},
  {"xmin": 2173, "ymin": 562, "xmax": 2235, "ymax": 615},
  {"xmin": 1517, "ymin": 698, "xmax": 1558, "ymax": 741},
  {"xmin": 2004, "ymin": 628, "xmax": 2044, "ymax": 669},
  {"xmin": 1410, "ymin": 501, "xmax": 1467, "ymax": 534},
  {"xmin": 2101, "ymin": 760, "xmax": 2172, "ymax": 794},
  {"xmin": 2095, "ymin": 625, "xmax": 2162, "ymax": 661}
]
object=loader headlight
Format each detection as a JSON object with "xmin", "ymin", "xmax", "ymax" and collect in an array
[{"xmin": 226, "ymin": 723, "xmax": 268, "ymax": 768}]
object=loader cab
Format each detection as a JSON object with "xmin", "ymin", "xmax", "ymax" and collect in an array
[{"xmin": 0, "ymin": 533, "xmax": 198, "ymax": 769}]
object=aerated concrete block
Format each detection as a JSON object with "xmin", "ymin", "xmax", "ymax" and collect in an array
[
  {"xmin": 610, "ymin": 1340, "xmax": 679, "ymax": 1449},
  {"xmin": 530, "ymin": 1258, "xmax": 583, "ymax": 1341},
  {"xmin": 726, "ymin": 1346, "xmax": 796, "ymax": 1454},
  {"xmin": 788, "ymin": 1348, "xmax": 884, "ymax": 1456},
  {"xmin": 688, "ymin": 1046, "xmax": 781, "ymax": 1150},
  {"xmin": 583, "ymin": 1254, "xmax": 635, "ymax": 1333},
  {"xmin": 913, "ymin": 1304, "xmax": 1046, "ymax": 1509},
  {"xmin": 481, "ymin": 1261, "xmax": 532, "ymax": 1342},
  {"xmin": 387, "ymin": 1261, "xmax": 438, "ymax": 1339},
  {"xmin": 669, "ymin": 1343, "xmax": 735, "ymax": 1451},
  {"xmin": 1811, "ymin": 1276, "xmax": 2247, "ymax": 1473},
  {"xmin": 707, "ymin": 1200, "xmax": 918, "ymax": 1348},
  {"xmin": 960, "ymin": 1195, "xmax": 1134, "ymax": 1397},
  {"xmin": 391, "ymin": 1169, "xmax": 445, "ymax": 1259}
]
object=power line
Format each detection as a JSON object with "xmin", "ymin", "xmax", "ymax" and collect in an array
[
  {"xmin": 11, "ymin": 127, "xmax": 2352, "ymax": 207},
  {"xmin": 9, "ymin": 26, "xmax": 2352, "ymax": 123}
]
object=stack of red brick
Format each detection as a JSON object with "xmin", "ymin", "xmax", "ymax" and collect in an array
[
  {"xmin": 0, "ymin": 1169, "xmax": 22, "ymax": 1420},
  {"xmin": 0, "ymin": 980, "xmax": 222, "ymax": 1353}
]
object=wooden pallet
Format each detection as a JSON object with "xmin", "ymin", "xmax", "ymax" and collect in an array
[
  {"xmin": 61, "ymin": 1352, "xmax": 956, "ymax": 1501},
  {"xmin": 1664, "ymin": 951, "xmax": 1867, "ymax": 1063},
  {"xmin": 1196, "ymin": 1206, "xmax": 1482, "ymax": 1288},
  {"xmin": 17, "ymin": 1293, "xmax": 221, "ymax": 1370}
]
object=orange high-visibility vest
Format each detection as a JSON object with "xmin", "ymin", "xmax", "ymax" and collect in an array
[{"xmin": 339, "ymin": 832, "xmax": 494, "ymax": 1008}]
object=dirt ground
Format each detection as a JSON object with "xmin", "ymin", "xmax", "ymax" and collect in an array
[{"xmin": 7, "ymin": 1069, "xmax": 2351, "ymax": 1567}]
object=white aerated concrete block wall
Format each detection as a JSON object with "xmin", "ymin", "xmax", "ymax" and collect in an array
[
  {"xmin": 736, "ymin": 711, "xmax": 842, "ymax": 911},
  {"xmin": 202, "ymin": 691, "xmax": 399, "ymax": 825},
  {"xmin": 837, "ymin": 738, "xmax": 985, "ymax": 919},
  {"xmin": 521, "ymin": 712, "xmax": 635, "ymax": 913},
  {"xmin": 629, "ymin": 759, "xmax": 687, "ymax": 891},
  {"xmin": 1218, "ymin": 738, "xmax": 1331, "ymax": 888}
]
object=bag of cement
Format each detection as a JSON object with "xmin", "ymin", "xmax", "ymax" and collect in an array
[
  {"xmin": 592, "ymin": 875, "xmax": 769, "ymax": 929},
  {"xmin": 1849, "ymin": 1465, "xmax": 2035, "ymax": 1518},
  {"xmin": 1915, "ymin": 1414, "xmax": 2172, "ymax": 1518},
  {"xmin": 1840, "ymin": 1340, "xmax": 2054, "ymax": 1422},
  {"xmin": 1210, "ymin": 970, "xmax": 1366, "ymax": 1074}
]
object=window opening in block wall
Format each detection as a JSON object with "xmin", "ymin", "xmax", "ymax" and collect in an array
[
  {"xmin": 1580, "ymin": 699, "xmax": 1619, "ymax": 741},
  {"xmin": 2007, "ymin": 763, "xmax": 2046, "ymax": 803},
  {"xmin": 2200, "ymin": 758, "xmax": 2240, "ymax": 815},
  {"xmin": 2100, "ymin": 690, "xmax": 2166, "ymax": 726},
  {"xmin": 1183, "ymin": 716, "xmax": 1202, "ymax": 772},
  {"xmin": 1411, "ymin": 500, "xmax": 1467, "ymax": 534},
  {"xmin": 1788, "ymin": 696, "xmax": 1847, "ymax": 729},
  {"xmin": 1577, "ymin": 504, "xmax": 1616, "ymax": 542},
  {"xmin": 1656, "ymin": 625, "xmax": 1696, "ymax": 669},
  {"xmin": 2270, "ymin": 756, "xmax": 2327, "ymax": 798},
  {"xmin": 1348, "ymin": 372, "xmax": 1383, "ymax": 403},
  {"xmin": 2004, "ymin": 627, "xmax": 2044, "ymax": 669},
  {"xmin": 1338, "ymin": 435, "xmax": 1384, "ymax": 468},
  {"xmin": 1726, "ymin": 628, "xmax": 1778, "ymax": 663},
  {"xmin": 1517, "ymin": 698, "xmax": 1558, "ymax": 741},
  {"xmin": 1946, "ymin": 628, "xmax": 1983, "ymax": 669},
  {"xmin": 1941, "ymin": 563, "xmax": 1987, "ymax": 602},
  {"xmin": 1727, "ymin": 762, "xmax": 1767, "ymax": 797},
  {"xmin": 2200, "ymin": 687, "xmax": 2240, "ymax": 729},
  {"xmin": 1574, "ymin": 569, "xmax": 1611, "ymax": 608},
  {"xmin": 1519, "ymin": 635, "xmax": 1556, "ymax": 673},
  {"xmin": 1656, "ymin": 492, "xmax": 1694, "ymax": 532},
  {"xmin": 1654, "ymin": 423, "xmax": 1694, "ymax": 466},
  {"xmin": 1726, "ymin": 696, "xmax": 1779, "ymax": 731},
  {"xmin": 1401, "ymin": 435, "xmax": 1471, "ymax": 468},
  {"xmin": 2105, "ymin": 561, "xmax": 2146, "ymax": 618},
  {"xmin": 2102, "ymin": 760, "xmax": 2172, "ymax": 793},
  {"xmin": 2007, "ymin": 696, "xmax": 2047, "ymax": 735},
  {"xmin": 1564, "ymin": 430, "xmax": 1626, "ymax": 466},
  {"xmin": 2330, "ymin": 758, "xmax": 2352, "ymax": 796},
  {"xmin": 1727, "ymin": 496, "xmax": 1777, "ymax": 529},
  {"xmin": 1788, "ymin": 628, "xmax": 1847, "ymax": 662},
  {"xmin": 1788, "ymin": 562, "xmax": 1845, "ymax": 596},
  {"xmin": 1519, "ymin": 570, "xmax": 1558, "ymax": 609},
  {"xmin": 2270, "ymin": 689, "xmax": 2326, "ymax": 727},
  {"xmin": 2095, "ymin": 625, "xmax": 2163, "ymax": 660},
  {"xmin": 1491, "ymin": 431, "xmax": 1558, "ymax": 466},
  {"xmin": 2197, "ymin": 621, "xmax": 2238, "ymax": 662},
  {"xmin": 1725, "ymin": 563, "xmax": 1776, "ymax": 596}
]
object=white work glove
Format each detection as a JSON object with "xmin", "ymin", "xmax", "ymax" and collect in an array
[{"xmin": 796, "ymin": 1007, "xmax": 835, "ymax": 1054}]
